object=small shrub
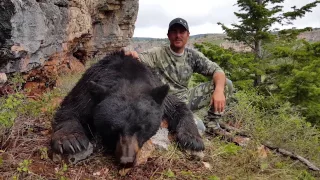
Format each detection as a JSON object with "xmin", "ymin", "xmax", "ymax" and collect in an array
[
  {"xmin": 56, "ymin": 163, "xmax": 68, "ymax": 180},
  {"xmin": 208, "ymin": 176, "xmax": 220, "ymax": 180},
  {"xmin": 163, "ymin": 169, "xmax": 175, "ymax": 178},
  {"xmin": 296, "ymin": 170, "xmax": 316, "ymax": 180},
  {"xmin": 17, "ymin": 159, "xmax": 32, "ymax": 173},
  {"xmin": 0, "ymin": 93, "xmax": 24, "ymax": 128},
  {"xmin": 39, "ymin": 147, "xmax": 48, "ymax": 160}
]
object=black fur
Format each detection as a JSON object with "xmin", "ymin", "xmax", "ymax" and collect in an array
[{"xmin": 51, "ymin": 51, "xmax": 204, "ymax": 157}]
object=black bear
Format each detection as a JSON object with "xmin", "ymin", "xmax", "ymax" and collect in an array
[{"xmin": 51, "ymin": 51, "xmax": 204, "ymax": 166}]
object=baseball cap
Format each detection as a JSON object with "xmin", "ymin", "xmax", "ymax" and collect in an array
[{"xmin": 168, "ymin": 18, "xmax": 189, "ymax": 32}]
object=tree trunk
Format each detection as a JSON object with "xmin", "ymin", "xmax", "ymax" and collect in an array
[
  {"xmin": 254, "ymin": 0, "xmax": 263, "ymax": 87},
  {"xmin": 254, "ymin": 40, "xmax": 262, "ymax": 86}
]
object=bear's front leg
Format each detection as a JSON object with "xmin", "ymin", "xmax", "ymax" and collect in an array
[
  {"xmin": 164, "ymin": 95, "xmax": 205, "ymax": 151},
  {"xmin": 51, "ymin": 119, "xmax": 90, "ymax": 154}
]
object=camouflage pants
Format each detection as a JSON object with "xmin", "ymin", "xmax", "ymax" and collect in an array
[{"xmin": 174, "ymin": 78, "xmax": 234, "ymax": 133}]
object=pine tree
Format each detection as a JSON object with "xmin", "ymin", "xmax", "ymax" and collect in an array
[
  {"xmin": 218, "ymin": 0, "xmax": 319, "ymax": 86},
  {"xmin": 264, "ymin": 39, "xmax": 320, "ymax": 125},
  {"xmin": 194, "ymin": 42, "xmax": 256, "ymax": 90}
]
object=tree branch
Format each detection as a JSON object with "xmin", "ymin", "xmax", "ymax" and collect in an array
[
  {"xmin": 208, "ymin": 123, "xmax": 320, "ymax": 172},
  {"xmin": 264, "ymin": 143, "xmax": 320, "ymax": 171}
]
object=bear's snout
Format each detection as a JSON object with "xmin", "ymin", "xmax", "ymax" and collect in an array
[
  {"xmin": 115, "ymin": 134, "xmax": 140, "ymax": 166},
  {"xmin": 120, "ymin": 156, "xmax": 135, "ymax": 166}
]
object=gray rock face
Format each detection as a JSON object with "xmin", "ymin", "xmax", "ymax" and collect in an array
[
  {"xmin": 0, "ymin": 0, "xmax": 138, "ymax": 74},
  {"xmin": 0, "ymin": 0, "xmax": 15, "ymax": 68}
]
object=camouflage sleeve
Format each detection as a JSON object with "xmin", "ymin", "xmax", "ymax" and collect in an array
[
  {"xmin": 138, "ymin": 47, "xmax": 160, "ymax": 68},
  {"xmin": 189, "ymin": 49, "xmax": 224, "ymax": 76}
]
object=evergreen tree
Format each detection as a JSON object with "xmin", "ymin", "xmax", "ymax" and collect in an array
[
  {"xmin": 194, "ymin": 42, "xmax": 255, "ymax": 90},
  {"xmin": 264, "ymin": 39, "xmax": 320, "ymax": 125},
  {"xmin": 218, "ymin": 0, "xmax": 319, "ymax": 86}
]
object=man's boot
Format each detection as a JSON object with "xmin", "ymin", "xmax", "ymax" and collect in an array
[
  {"xmin": 204, "ymin": 106, "xmax": 222, "ymax": 134},
  {"xmin": 193, "ymin": 114, "xmax": 206, "ymax": 136}
]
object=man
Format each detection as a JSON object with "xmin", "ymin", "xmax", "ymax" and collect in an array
[{"xmin": 127, "ymin": 17, "xmax": 233, "ymax": 134}]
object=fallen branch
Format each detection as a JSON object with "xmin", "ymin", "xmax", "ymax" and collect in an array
[
  {"xmin": 264, "ymin": 143, "xmax": 320, "ymax": 171},
  {"xmin": 207, "ymin": 123, "xmax": 320, "ymax": 171},
  {"xmin": 207, "ymin": 128, "xmax": 250, "ymax": 147},
  {"xmin": 218, "ymin": 122, "xmax": 250, "ymax": 137}
]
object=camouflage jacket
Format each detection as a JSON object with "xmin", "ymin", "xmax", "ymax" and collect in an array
[{"xmin": 138, "ymin": 46, "xmax": 224, "ymax": 94}]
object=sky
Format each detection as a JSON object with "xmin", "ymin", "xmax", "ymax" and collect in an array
[{"xmin": 133, "ymin": 0, "xmax": 320, "ymax": 38}]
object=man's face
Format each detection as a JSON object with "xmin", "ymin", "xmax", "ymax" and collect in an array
[{"xmin": 167, "ymin": 24, "xmax": 190, "ymax": 49}]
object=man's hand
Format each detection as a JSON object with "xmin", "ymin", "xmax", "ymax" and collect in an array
[
  {"xmin": 210, "ymin": 89, "xmax": 226, "ymax": 113},
  {"xmin": 125, "ymin": 51, "xmax": 140, "ymax": 60},
  {"xmin": 210, "ymin": 72, "xmax": 226, "ymax": 113}
]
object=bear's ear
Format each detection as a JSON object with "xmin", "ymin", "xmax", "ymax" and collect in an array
[
  {"xmin": 88, "ymin": 81, "xmax": 108, "ymax": 97},
  {"xmin": 149, "ymin": 85, "xmax": 169, "ymax": 104}
]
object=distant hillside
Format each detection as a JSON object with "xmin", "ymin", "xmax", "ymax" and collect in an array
[
  {"xmin": 128, "ymin": 34, "xmax": 227, "ymax": 52},
  {"xmin": 298, "ymin": 29, "xmax": 320, "ymax": 42},
  {"xmin": 128, "ymin": 29, "xmax": 320, "ymax": 52}
]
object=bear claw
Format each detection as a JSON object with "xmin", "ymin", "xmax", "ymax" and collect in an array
[
  {"xmin": 52, "ymin": 130, "xmax": 90, "ymax": 155},
  {"xmin": 177, "ymin": 131, "xmax": 205, "ymax": 151},
  {"xmin": 69, "ymin": 145, "xmax": 76, "ymax": 154},
  {"xmin": 59, "ymin": 146, "xmax": 63, "ymax": 154}
]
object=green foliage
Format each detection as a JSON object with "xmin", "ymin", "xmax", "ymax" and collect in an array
[
  {"xmin": 17, "ymin": 159, "xmax": 32, "ymax": 173},
  {"xmin": 221, "ymin": 143, "xmax": 242, "ymax": 155},
  {"xmin": 0, "ymin": 78, "xmax": 64, "ymax": 146},
  {"xmin": 0, "ymin": 91, "xmax": 51, "ymax": 131},
  {"xmin": 0, "ymin": 73, "xmax": 27, "ymax": 130},
  {"xmin": 277, "ymin": 27, "xmax": 313, "ymax": 42},
  {"xmin": 208, "ymin": 176, "xmax": 220, "ymax": 180},
  {"xmin": 163, "ymin": 169, "xmax": 175, "ymax": 178},
  {"xmin": 56, "ymin": 163, "xmax": 68, "ymax": 180},
  {"xmin": 213, "ymin": 143, "xmax": 242, "ymax": 158},
  {"xmin": 194, "ymin": 42, "xmax": 255, "ymax": 90},
  {"xmin": 296, "ymin": 170, "xmax": 316, "ymax": 180},
  {"xmin": 180, "ymin": 170, "xmax": 202, "ymax": 179},
  {"xmin": 9, "ymin": 72, "xmax": 25, "ymax": 92},
  {"xmin": 39, "ymin": 147, "xmax": 48, "ymax": 160},
  {"xmin": 0, "ymin": 156, "xmax": 3, "ymax": 166},
  {"xmin": 218, "ymin": 0, "xmax": 319, "ymax": 47},
  {"xmin": 188, "ymin": 73, "xmax": 210, "ymax": 88},
  {"xmin": 0, "ymin": 93, "xmax": 24, "ymax": 127},
  {"xmin": 283, "ymin": 1, "xmax": 319, "ymax": 21},
  {"xmin": 195, "ymin": 33, "xmax": 320, "ymax": 125},
  {"xmin": 218, "ymin": 0, "xmax": 319, "ymax": 86},
  {"xmin": 263, "ymin": 41, "xmax": 320, "ymax": 125}
]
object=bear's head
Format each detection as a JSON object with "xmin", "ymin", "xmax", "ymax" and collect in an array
[{"xmin": 88, "ymin": 81, "xmax": 169, "ymax": 166}]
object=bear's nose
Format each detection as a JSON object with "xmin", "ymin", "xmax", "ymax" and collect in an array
[
  {"xmin": 120, "ymin": 156, "xmax": 135, "ymax": 164},
  {"xmin": 120, "ymin": 156, "xmax": 136, "ymax": 167}
]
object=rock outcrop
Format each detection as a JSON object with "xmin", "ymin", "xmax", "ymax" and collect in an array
[
  {"xmin": 298, "ymin": 29, "xmax": 320, "ymax": 42},
  {"xmin": 0, "ymin": 0, "xmax": 138, "ymax": 92}
]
